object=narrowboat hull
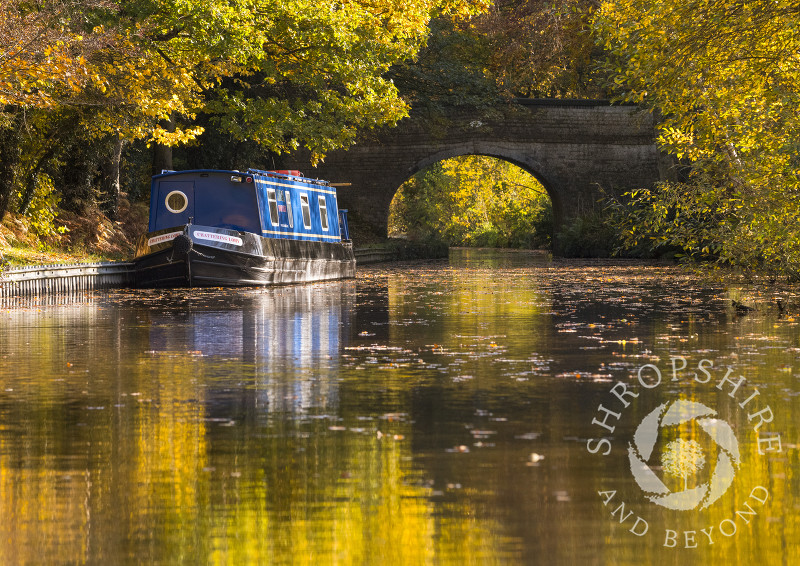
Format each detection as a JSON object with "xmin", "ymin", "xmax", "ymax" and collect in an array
[{"xmin": 133, "ymin": 225, "xmax": 355, "ymax": 288}]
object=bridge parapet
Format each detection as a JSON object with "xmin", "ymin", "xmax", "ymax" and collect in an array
[{"xmin": 283, "ymin": 100, "xmax": 663, "ymax": 254}]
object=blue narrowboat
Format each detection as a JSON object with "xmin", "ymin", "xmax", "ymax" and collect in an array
[{"xmin": 133, "ymin": 168, "xmax": 356, "ymax": 287}]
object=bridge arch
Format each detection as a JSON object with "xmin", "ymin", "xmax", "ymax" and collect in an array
[
  {"xmin": 400, "ymin": 142, "xmax": 562, "ymax": 234},
  {"xmin": 282, "ymin": 100, "xmax": 664, "ymax": 254}
]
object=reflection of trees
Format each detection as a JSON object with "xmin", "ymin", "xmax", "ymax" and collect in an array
[
  {"xmin": 386, "ymin": 251, "xmax": 552, "ymax": 349},
  {"xmin": 0, "ymin": 285, "xmax": 511, "ymax": 564},
  {"xmin": 579, "ymin": 366, "xmax": 798, "ymax": 564},
  {"xmin": 2, "ymin": 266, "xmax": 800, "ymax": 564},
  {"xmin": 379, "ymin": 257, "xmax": 800, "ymax": 564}
]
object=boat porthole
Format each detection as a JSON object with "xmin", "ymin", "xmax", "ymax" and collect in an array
[{"xmin": 165, "ymin": 190, "xmax": 188, "ymax": 213}]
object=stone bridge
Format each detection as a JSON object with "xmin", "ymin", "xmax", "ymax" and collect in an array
[{"xmin": 283, "ymin": 99, "xmax": 667, "ymax": 253}]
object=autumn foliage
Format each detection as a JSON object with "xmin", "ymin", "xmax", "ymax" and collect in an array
[
  {"xmin": 389, "ymin": 157, "xmax": 552, "ymax": 249},
  {"xmin": 595, "ymin": 0, "xmax": 800, "ymax": 276},
  {"xmin": 0, "ymin": 0, "xmax": 488, "ymax": 237},
  {"xmin": 2, "ymin": 0, "xmax": 800, "ymax": 272}
]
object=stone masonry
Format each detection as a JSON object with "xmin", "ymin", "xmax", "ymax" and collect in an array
[{"xmin": 282, "ymin": 99, "xmax": 664, "ymax": 254}]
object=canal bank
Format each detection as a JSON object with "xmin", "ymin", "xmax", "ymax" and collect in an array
[{"xmin": 0, "ymin": 239, "xmax": 449, "ymax": 297}]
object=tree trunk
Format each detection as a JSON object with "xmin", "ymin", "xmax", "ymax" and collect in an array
[
  {"xmin": 0, "ymin": 117, "xmax": 22, "ymax": 222},
  {"xmin": 151, "ymin": 117, "xmax": 175, "ymax": 177},
  {"xmin": 19, "ymin": 143, "xmax": 59, "ymax": 214},
  {"xmin": 100, "ymin": 135, "xmax": 125, "ymax": 219}
]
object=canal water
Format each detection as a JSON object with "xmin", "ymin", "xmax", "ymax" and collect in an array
[{"xmin": 0, "ymin": 249, "xmax": 797, "ymax": 565}]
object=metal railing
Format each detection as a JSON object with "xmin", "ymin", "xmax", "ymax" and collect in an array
[
  {"xmin": 0, "ymin": 248, "xmax": 398, "ymax": 298},
  {"xmin": 353, "ymin": 248, "xmax": 398, "ymax": 265},
  {"xmin": 0, "ymin": 262, "xmax": 135, "ymax": 298}
]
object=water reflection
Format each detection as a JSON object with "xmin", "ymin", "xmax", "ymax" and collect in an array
[
  {"xmin": 0, "ymin": 252, "xmax": 797, "ymax": 565},
  {"xmin": 144, "ymin": 284, "xmax": 355, "ymax": 416}
]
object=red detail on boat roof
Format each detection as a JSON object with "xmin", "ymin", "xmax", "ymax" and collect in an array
[{"xmin": 270, "ymin": 170, "xmax": 303, "ymax": 177}]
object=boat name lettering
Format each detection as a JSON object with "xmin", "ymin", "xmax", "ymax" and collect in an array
[
  {"xmin": 193, "ymin": 231, "xmax": 243, "ymax": 246},
  {"xmin": 147, "ymin": 231, "xmax": 183, "ymax": 247}
]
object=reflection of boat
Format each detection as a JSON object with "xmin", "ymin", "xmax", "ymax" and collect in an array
[
  {"xmin": 146, "ymin": 282, "xmax": 356, "ymax": 413},
  {"xmin": 133, "ymin": 169, "xmax": 356, "ymax": 288}
]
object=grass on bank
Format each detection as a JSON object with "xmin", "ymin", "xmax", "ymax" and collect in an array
[
  {"xmin": 0, "ymin": 199, "xmax": 149, "ymax": 269},
  {"xmin": 0, "ymin": 199, "xmax": 448, "ymax": 271}
]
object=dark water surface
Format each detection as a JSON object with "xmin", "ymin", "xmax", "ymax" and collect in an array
[{"xmin": 0, "ymin": 249, "xmax": 798, "ymax": 565}]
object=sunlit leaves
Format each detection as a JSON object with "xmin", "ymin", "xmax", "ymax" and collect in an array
[
  {"xmin": 3, "ymin": 0, "xmax": 489, "ymax": 156},
  {"xmin": 469, "ymin": 0, "xmax": 604, "ymax": 98},
  {"xmin": 595, "ymin": 0, "xmax": 800, "ymax": 276},
  {"xmin": 112, "ymin": 0, "xmax": 487, "ymax": 154},
  {"xmin": 594, "ymin": 0, "xmax": 800, "ymax": 168},
  {"xmin": 390, "ymin": 156, "xmax": 551, "ymax": 248},
  {"xmin": 0, "ymin": 0, "xmax": 113, "ymax": 109}
]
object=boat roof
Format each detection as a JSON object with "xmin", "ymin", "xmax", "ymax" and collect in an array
[{"xmin": 153, "ymin": 168, "xmax": 330, "ymax": 186}]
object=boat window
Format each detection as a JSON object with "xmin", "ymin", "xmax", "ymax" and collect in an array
[
  {"xmin": 318, "ymin": 195, "xmax": 329, "ymax": 231},
  {"xmin": 267, "ymin": 188, "xmax": 280, "ymax": 226},
  {"xmin": 300, "ymin": 194, "xmax": 312, "ymax": 229},
  {"xmin": 165, "ymin": 190, "xmax": 188, "ymax": 213},
  {"xmin": 286, "ymin": 193, "xmax": 294, "ymax": 228}
]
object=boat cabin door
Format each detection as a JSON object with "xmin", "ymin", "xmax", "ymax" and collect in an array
[{"xmin": 156, "ymin": 181, "xmax": 195, "ymax": 229}]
